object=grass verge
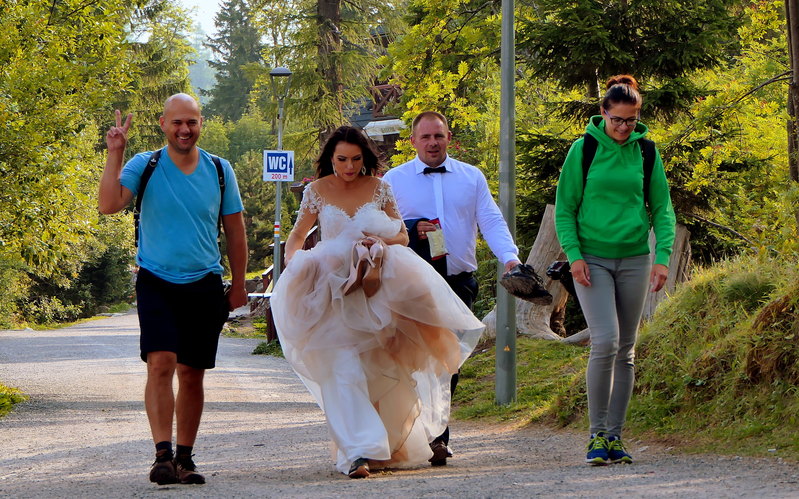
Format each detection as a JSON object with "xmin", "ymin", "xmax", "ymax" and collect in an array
[
  {"xmin": 456, "ymin": 253, "xmax": 799, "ymax": 461},
  {"xmin": 454, "ymin": 338, "xmax": 588, "ymax": 424}
]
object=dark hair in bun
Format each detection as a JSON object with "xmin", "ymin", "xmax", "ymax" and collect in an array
[{"xmin": 601, "ymin": 74, "xmax": 641, "ymax": 110}]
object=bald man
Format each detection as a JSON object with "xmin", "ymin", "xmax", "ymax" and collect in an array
[{"xmin": 99, "ymin": 94, "xmax": 248, "ymax": 486}]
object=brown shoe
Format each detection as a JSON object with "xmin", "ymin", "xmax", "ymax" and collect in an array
[
  {"xmin": 429, "ymin": 440, "xmax": 452, "ymax": 466},
  {"xmin": 175, "ymin": 455, "xmax": 206, "ymax": 485},
  {"xmin": 149, "ymin": 449, "xmax": 177, "ymax": 485}
]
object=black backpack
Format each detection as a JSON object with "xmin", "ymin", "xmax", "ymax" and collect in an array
[
  {"xmin": 133, "ymin": 148, "xmax": 226, "ymax": 247},
  {"xmin": 581, "ymin": 133, "xmax": 656, "ymax": 205}
]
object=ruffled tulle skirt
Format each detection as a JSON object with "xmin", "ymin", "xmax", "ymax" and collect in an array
[{"xmin": 271, "ymin": 238, "xmax": 484, "ymax": 474}]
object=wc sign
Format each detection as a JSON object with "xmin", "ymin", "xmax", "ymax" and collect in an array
[{"xmin": 263, "ymin": 150, "xmax": 295, "ymax": 181}]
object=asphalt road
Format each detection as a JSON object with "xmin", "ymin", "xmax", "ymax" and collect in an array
[{"xmin": 1, "ymin": 311, "xmax": 798, "ymax": 498}]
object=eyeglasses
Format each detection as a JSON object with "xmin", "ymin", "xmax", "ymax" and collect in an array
[{"xmin": 604, "ymin": 111, "xmax": 640, "ymax": 128}]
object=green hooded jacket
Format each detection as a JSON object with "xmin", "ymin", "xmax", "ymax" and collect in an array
[{"xmin": 554, "ymin": 116, "xmax": 676, "ymax": 266}]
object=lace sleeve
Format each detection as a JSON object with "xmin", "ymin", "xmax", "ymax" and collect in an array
[
  {"xmin": 376, "ymin": 179, "xmax": 405, "ymax": 220},
  {"xmin": 294, "ymin": 183, "xmax": 323, "ymax": 228},
  {"xmin": 375, "ymin": 179, "xmax": 395, "ymax": 211}
]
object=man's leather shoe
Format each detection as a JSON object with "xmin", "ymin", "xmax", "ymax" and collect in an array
[{"xmin": 429, "ymin": 440, "xmax": 452, "ymax": 466}]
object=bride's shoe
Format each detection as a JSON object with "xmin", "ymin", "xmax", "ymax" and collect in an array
[
  {"xmin": 348, "ymin": 457, "xmax": 370, "ymax": 478},
  {"xmin": 362, "ymin": 241, "xmax": 383, "ymax": 298},
  {"xmin": 344, "ymin": 242, "xmax": 371, "ymax": 296}
]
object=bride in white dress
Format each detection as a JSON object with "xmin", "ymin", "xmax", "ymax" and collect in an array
[{"xmin": 271, "ymin": 126, "xmax": 484, "ymax": 478}]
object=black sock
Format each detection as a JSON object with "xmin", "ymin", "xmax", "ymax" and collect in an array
[
  {"xmin": 176, "ymin": 445, "xmax": 193, "ymax": 463},
  {"xmin": 155, "ymin": 441, "xmax": 173, "ymax": 454},
  {"xmin": 155, "ymin": 440, "xmax": 172, "ymax": 459}
]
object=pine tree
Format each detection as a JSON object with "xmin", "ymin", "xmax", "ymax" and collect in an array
[
  {"xmin": 519, "ymin": 0, "xmax": 743, "ymax": 117},
  {"xmin": 122, "ymin": 1, "xmax": 196, "ymax": 151},
  {"xmin": 251, "ymin": 0, "xmax": 405, "ymax": 138},
  {"xmin": 203, "ymin": 0, "xmax": 264, "ymax": 121}
]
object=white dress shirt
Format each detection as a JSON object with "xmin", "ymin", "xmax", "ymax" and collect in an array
[{"xmin": 383, "ymin": 155, "xmax": 519, "ymax": 275}]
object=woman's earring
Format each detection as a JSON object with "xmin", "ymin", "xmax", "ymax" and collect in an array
[
  {"xmin": 361, "ymin": 166, "xmax": 367, "ymax": 175},
  {"xmin": 333, "ymin": 168, "xmax": 339, "ymax": 177}
]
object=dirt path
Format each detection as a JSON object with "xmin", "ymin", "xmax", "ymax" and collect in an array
[{"xmin": 1, "ymin": 311, "xmax": 798, "ymax": 498}]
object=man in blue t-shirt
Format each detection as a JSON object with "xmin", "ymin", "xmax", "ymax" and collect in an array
[{"xmin": 98, "ymin": 93, "xmax": 248, "ymax": 486}]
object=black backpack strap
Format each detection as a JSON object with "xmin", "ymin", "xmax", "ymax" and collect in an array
[
  {"xmin": 639, "ymin": 138, "xmax": 656, "ymax": 206},
  {"xmin": 581, "ymin": 133, "xmax": 598, "ymax": 189},
  {"xmin": 135, "ymin": 151, "xmax": 227, "ymax": 247},
  {"xmin": 134, "ymin": 149, "xmax": 162, "ymax": 247},
  {"xmin": 211, "ymin": 155, "xmax": 226, "ymax": 241}
]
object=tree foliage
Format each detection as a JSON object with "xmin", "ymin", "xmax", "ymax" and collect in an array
[
  {"xmin": 120, "ymin": 1, "xmax": 196, "ymax": 151},
  {"xmin": 187, "ymin": 24, "xmax": 217, "ymax": 105},
  {"xmin": 519, "ymin": 0, "xmax": 743, "ymax": 116},
  {"xmin": 0, "ymin": 0, "xmax": 198, "ymax": 326},
  {"xmin": 654, "ymin": 0, "xmax": 796, "ymax": 259},
  {"xmin": 0, "ymin": 0, "xmax": 129, "ymax": 282},
  {"xmin": 203, "ymin": 0, "xmax": 264, "ymax": 121},
  {"xmin": 252, "ymin": 0, "xmax": 405, "ymax": 138}
]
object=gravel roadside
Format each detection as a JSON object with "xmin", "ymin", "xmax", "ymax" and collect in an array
[{"xmin": 1, "ymin": 311, "xmax": 798, "ymax": 498}]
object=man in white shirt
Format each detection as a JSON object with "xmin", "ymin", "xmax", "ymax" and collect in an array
[{"xmin": 383, "ymin": 111, "xmax": 522, "ymax": 466}]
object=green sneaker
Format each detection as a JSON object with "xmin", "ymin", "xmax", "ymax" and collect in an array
[
  {"xmin": 585, "ymin": 432, "xmax": 610, "ymax": 466},
  {"xmin": 607, "ymin": 435, "xmax": 633, "ymax": 464}
]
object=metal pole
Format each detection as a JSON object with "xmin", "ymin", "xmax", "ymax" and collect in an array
[
  {"xmin": 495, "ymin": 0, "xmax": 516, "ymax": 405},
  {"xmin": 273, "ymin": 97, "xmax": 284, "ymax": 284}
]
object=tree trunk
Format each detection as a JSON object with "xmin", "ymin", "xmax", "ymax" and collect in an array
[
  {"xmin": 317, "ymin": 0, "xmax": 344, "ymax": 119},
  {"xmin": 642, "ymin": 224, "xmax": 692, "ymax": 319},
  {"xmin": 786, "ymin": 0, "xmax": 799, "ymax": 229}
]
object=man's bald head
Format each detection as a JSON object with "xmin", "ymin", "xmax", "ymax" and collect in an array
[
  {"xmin": 159, "ymin": 93, "xmax": 203, "ymax": 154},
  {"xmin": 163, "ymin": 93, "xmax": 201, "ymax": 116}
]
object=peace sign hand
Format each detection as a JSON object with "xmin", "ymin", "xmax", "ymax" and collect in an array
[{"xmin": 106, "ymin": 110, "xmax": 133, "ymax": 152}]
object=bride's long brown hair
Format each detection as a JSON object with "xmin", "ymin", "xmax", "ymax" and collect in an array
[{"xmin": 315, "ymin": 126, "xmax": 385, "ymax": 178}]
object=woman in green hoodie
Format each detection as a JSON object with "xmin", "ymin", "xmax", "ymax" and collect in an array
[{"xmin": 555, "ymin": 75, "xmax": 676, "ymax": 466}]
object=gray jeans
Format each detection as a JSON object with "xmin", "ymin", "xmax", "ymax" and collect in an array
[{"xmin": 574, "ymin": 253, "xmax": 651, "ymax": 437}]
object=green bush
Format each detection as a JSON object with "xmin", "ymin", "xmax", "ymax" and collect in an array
[
  {"xmin": 0, "ymin": 263, "xmax": 29, "ymax": 329},
  {"xmin": 0, "ymin": 383, "xmax": 27, "ymax": 417},
  {"xmin": 253, "ymin": 339, "xmax": 284, "ymax": 357},
  {"xmin": 18, "ymin": 245, "xmax": 134, "ymax": 325},
  {"xmin": 20, "ymin": 296, "xmax": 84, "ymax": 324}
]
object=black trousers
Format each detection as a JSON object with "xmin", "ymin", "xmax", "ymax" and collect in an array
[{"xmin": 435, "ymin": 271, "xmax": 478, "ymax": 445}]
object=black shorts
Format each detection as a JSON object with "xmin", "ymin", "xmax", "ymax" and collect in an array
[{"xmin": 136, "ymin": 267, "xmax": 229, "ymax": 369}]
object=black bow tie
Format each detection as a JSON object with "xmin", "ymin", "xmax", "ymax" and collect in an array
[{"xmin": 423, "ymin": 166, "xmax": 447, "ymax": 174}]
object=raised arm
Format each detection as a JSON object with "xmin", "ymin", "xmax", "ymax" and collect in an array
[{"xmin": 98, "ymin": 110, "xmax": 135, "ymax": 214}]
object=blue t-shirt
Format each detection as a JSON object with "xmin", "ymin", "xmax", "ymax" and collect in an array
[{"xmin": 120, "ymin": 147, "xmax": 244, "ymax": 284}]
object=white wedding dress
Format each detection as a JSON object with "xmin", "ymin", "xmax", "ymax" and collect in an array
[{"xmin": 271, "ymin": 180, "xmax": 484, "ymax": 474}]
